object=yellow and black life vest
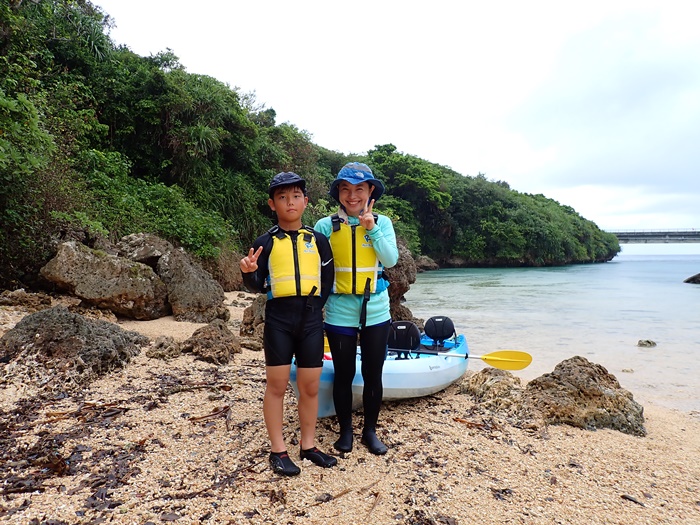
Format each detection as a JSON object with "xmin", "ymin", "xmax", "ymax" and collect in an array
[
  {"xmin": 267, "ymin": 226, "xmax": 321, "ymax": 298},
  {"xmin": 329, "ymin": 214, "xmax": 382, "ymax": 295}
]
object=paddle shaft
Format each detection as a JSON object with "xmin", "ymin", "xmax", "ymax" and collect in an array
[{"xmin": 408, "ymin": 349, "xmax": 532, "ymax": 371}]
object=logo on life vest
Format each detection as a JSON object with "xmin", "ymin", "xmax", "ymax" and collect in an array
[{"xmin": 363, "ymin": 234, "xmax": 372, "ymax": 248}]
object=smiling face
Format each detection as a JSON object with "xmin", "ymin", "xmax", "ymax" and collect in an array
[
  {"xmin": 268, "ymin": 185, "xmax": 307, "ymax": 230},
  {"xmin": 337, "ymin": 180, "xmax": 373, "ymax": 217}
]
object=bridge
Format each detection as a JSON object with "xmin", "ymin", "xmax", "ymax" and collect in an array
[{"xmin": 607, "ymin": 229, "xmax": 700, "ymax": 243}]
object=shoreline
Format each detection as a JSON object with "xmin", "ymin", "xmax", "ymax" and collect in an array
[{"xmin": 1, "ymin": 293, "xmax": 700, "ymax": 524}]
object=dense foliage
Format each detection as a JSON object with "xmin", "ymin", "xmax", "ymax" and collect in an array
[{"xmin": 0, "ymin": 0, "xmax": 619, "ymax": 289}]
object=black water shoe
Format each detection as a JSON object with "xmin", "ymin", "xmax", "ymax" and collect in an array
[
  {"xmin": 361, "ymin": 430, "xmax": 388, "ymax": 455},
  {"xmin": 333, "ymin": 429, "xmax": 353, "ymax": 452},
  {"xmin": 269, "ymin": 451, "xmax": 300, "ymax": 476},
  {"xmin": 300, "ymin": 446, "xmax": 338, "ymax": 468}
]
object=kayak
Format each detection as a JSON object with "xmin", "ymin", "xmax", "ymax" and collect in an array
[{"xmin": 289, "ymin": 331, "xmax": 469, "ymax": 418}]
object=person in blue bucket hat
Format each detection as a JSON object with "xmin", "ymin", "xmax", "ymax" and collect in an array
[{"xmin": 314, "ymin": 162, "xmax": 398, "ymax": 455}]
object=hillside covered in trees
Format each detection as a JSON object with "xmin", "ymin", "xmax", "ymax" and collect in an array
[{"xmin": 0, "ymin": 0, "xmax": 619, "ymax": 290}]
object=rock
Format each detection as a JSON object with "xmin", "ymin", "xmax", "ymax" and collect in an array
[
  {"xmin": 240, "ymin": 294, "xmax": 266, "ymax": 337},
  {"xmin": 0, "ymin": 305, "xmax": 149, "ymax": 393},
  {"xmin": 146, "ymin": 336, "xmax": 183, "ymax": 360},
  {"xmin": 240, "ymin": 337, "xmax": 263, "ymax": 352},
  {"xmin": 458, "ymin": 368, "xmax": 541, "ymax": 428},
  {"xmin": 39, "ymin": 241, "xmax": 170, "ymax": 320},
  {"xmin": 199, "ymin": 248, "xmax": 244, "ymax": 292},
  {"xmin": 683, "ymin": 272, "xmax": 700, "ymax": 284},
  {"xmin": 0, "ymin": 289, "xmax": 52, "ymax": 312},
  {"xmin": 415, "ymin": 255, "xmax": 439, "ymax": 272},
  {"xmin": 119, "ymin": 233, "xmax": 229, "ymax": 323},
  {"xmin": 460, "ymin": 368, "xmax": 524, "ymax": 413},
  {"xmin": 117, "ymin": 233, "xmax": 175, "ymax": 267},
  {"xmin": 637, "ymin": 339, "xmax": 657, "ymax": 347},
  {"xmin": 181, "ymin": 319, "xmax": 240, "ymax": 365},
  {"xmin": 157, "ymin": 249, "xmax": 228, "ymax": 323},
  {"xmin": 523, "ymin": 356, "xmax": 646, "ymax": 436},
  {"xmin": 385, "ymin": 242, "xmax": 419, "ymax": 322}
]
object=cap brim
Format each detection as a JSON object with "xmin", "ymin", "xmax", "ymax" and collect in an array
[{"xmin": 329, "ymin": 179, "xmax": 384, "ymax": 203}]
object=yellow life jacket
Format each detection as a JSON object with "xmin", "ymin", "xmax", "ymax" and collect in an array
[
  {"xmin": 329, "ymin": 214, "xmax": 382, "ymax": 295},
  {"xmin": 267, "ymin": 226, "xmax": 321, "ymax": 298}
]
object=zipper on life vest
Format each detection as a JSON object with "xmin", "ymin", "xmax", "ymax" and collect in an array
[
  {"xmin": 291, "ymin": 233, "xmax": 301, "ymax": 296},
  {"xmin": 351, "ymin": 225, "xmax": 357, "ymax": 294}
]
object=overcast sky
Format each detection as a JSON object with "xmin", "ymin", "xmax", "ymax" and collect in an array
[{"xmin": 94, "ymin": 0, "xmax": 700, "ymax": 249}]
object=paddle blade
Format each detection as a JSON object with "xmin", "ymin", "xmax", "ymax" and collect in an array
[{"xmin": 475, "ymin": 350, "xmax": 532, "ymax": 370}]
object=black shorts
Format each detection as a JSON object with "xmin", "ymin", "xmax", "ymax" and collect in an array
[{"xmin": 263, "ymin": 297, "xmax": 324, "ymax": 368}]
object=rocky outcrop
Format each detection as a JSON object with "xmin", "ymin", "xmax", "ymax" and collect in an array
[
  {"xmin": 415, "ymin": 255, "xmax": 439, "ymax": 272},
  {"xmin": 39, "ymin": 241, "xmax": 170, "ymax": 320},
  {"xmin": 460, "ymin": 356, "xmax": 646, "ymax": 436},
  {"xmin": 683, "ymin": 272, "xmax": 700, "ymax": 284},
  {"xmin": 385, "ymin": 242, "xmax": 421, "ymax": 324},
  {"xmin": 39, "ymin": 234, "xmax": 229, "ymax": 322},
  {"xmin": 523, "ymin": 356, "xmax": 646, "ymax": 436},
  {"xmin": 239, "ymin": 294, "xmax": 266, "ymax": 339},
  {"xmin": 0, "ymin": 305, "xmax": 149, "ymax": 394},
  {"xmin": 118, "ymin": 232, "xmax": 228, "ymax": 323},
  {"xmin": 181, "ymin": 319, "xmax": 241, "ymax": 365},
  {"xmin": 157, "ymin": 249, "xmax": 228, "ymax": 323}
]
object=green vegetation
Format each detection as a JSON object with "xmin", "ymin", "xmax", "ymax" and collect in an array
[{"xmin": 0, "ymin": 0, "xmax": 619, "ymax": 289}]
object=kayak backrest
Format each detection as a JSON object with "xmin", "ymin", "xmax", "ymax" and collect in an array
[
  {"xmin": 423, "ymin": 316, "xmax": 456, "ymax": 347},
  {"xmin": 387, "ymin": 321, "xmax": 421, "ymax": 359}
]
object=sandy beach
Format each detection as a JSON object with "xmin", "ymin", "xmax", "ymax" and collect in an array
[{"xmin": 1, "ymin": 293, "xmax": 699, "ymax": 524}]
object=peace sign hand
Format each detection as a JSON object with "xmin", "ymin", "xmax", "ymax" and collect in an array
[
  {"xmin": 240, "ymin": 246, "xmax": 263, "ymax": 273},
  {"xmin": 359, "ymin": 199, "xmax": 376, "ymax": 231}
]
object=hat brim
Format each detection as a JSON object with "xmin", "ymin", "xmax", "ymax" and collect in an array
[{"xmin": 329, "ymin": 179, "xmax": 385, "ymax": 203}]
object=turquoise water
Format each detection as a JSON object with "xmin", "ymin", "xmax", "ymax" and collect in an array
[{"xmin": 404, "ymin": 253, "xmax": 700, "ymax": 414}]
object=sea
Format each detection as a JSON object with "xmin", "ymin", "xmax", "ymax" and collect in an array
[{"xmin": 404, "ymin": 245, "xmax": 700, "ymax": 414}]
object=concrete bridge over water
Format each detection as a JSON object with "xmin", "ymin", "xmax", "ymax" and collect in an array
[{"xmin": 607, "ymin": 229, "xmax": 700, "ymax": 243}]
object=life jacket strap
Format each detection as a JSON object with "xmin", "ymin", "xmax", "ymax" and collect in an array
[{"xmin": 359, "ymin": 278, "xmax": 371, "ymax": 329}]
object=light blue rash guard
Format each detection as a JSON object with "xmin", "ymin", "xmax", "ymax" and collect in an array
[{"xmin": 314, "ymin": 213, "xmax": 399, "ymax": 328}]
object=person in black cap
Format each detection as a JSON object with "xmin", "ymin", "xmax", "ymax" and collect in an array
[
  {"xmin": 314, "ymin": 162, "xmax": 399, "ymax": 455},
  {"xmin": 240, "ymin": 172, "xmax": 336, "ymax": 475}
]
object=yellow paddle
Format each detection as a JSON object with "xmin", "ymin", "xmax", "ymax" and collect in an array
[
  {"xmin": 470, "ymin": 350, "xmax": 532, "ymax": 371},
  {"xmin": 413, "ymin": 348, "xmax": 532, "ymax": 371}
]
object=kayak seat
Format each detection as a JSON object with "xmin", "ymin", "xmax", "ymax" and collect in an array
[
  {"xmin": 387, "ymin": 320, "xmax": 421, "ymax": 359},
  {"xmin": 423, "ymin": 316, "xmax": 456, "ymax": 349}
]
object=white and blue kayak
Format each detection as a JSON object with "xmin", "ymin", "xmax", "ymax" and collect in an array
[{"xmin": 290, "ymin": 330, "xmax": 469, "ymax": 418}]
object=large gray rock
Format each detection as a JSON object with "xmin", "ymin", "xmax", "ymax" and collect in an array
[
  {"xmin": 0, "ymin": 305, "xmax": 149, "ymax": 393},
  {"xmin": 459, "ymin": 357, "xmax": 646, "ymax": 436},
  {"xmin": 39, "ymin": 241, "xmax": 170, "ymax": 320},
  {"xmin": 683, "ymin": 272, "xmax": 700, "ymax": 284},
  {"xmin": 118, "ymin": 232, "xmax": 229, "ymax": 322},
  {"xmin": 156, "ymin": 249, "xmax": 228, "ymax": 323},
  {"xmin": 523, "ymin": 356, "xmax": 646, "ymax": 436}
]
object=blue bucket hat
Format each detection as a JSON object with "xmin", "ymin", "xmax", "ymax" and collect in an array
[
  {"xmin": 328, "ymin": 162, "xmax": 385, "ymax": 203},
  {"xmin": 268, "ymin": 171, "xmax": 306, "ymax": 198}
]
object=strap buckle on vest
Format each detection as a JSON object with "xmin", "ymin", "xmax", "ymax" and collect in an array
[
  {"xmin": 267, "ymin": 225, "xmax": 286, "ymax": 239},
  {"xmin": 331, "ymin": 213, "xmax": 343, "ymax": 232}
]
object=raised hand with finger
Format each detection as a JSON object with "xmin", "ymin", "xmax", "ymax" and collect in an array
[
  {"xmin": 240, "ymin": 246, "xmax": 264, "ymax": 273},
  {"xmin": 359, "ymin": 199, "xmax": 376, "ymax": 231}
]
